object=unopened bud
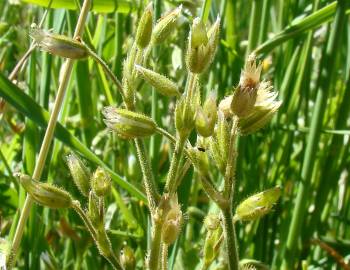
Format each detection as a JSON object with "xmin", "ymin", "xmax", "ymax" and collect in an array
[
  {"xmin": 30, "ymin": 26, "xmax": 88, "ymax": 59},
  {"xmin": 16, "ymin": 173, "xmax": 72, "ymax": 208},
  {"xmin": 66, "ymin": 153, "xmax": 91, "ymax": 197},
  {"xmin": 135, "ymin": 65, "xmax": 180, "ymax": 97},
  {"xmin": 120, "ymin": 246, "xmax": 136, "ymax": 270},
  {"xmin": 91, "ymin": 167, "xmax": 111, "ymax": 197},
  {"xmin": 234, "ymin": 186, "xmax": 281, "ymax": 222},
  {"xmin": 191, "ymin": 18, "xmax": 208, "ymax": 48},
  {"xmin": 161, "ymin": 204, "xmax": 183, "ymax": 245},
  {"xmin": 204, "ymin": 213, "xmax": 220, "ymax": 231},
  {"xmin": 195, "ymin": 94, "xmax": 217, "ymax": 137},
  {"xmin": 135, "ymin": 3, "xmax": 153, "ymax": 48},
  {"xmin": 152, "ymin": 5, "xmax": 182, "ymax": 45},
  {"xmin": 103, "ymin": 107, "xmax": 157, "ymax": 139}
]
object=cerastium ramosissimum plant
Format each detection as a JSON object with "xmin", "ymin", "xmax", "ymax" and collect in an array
[{"xmin": 13, "ymin": 3, "xmax": 283, "ymax": 270}]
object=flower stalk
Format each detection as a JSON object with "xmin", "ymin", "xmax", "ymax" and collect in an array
[{"xmin": 7, "ymin": 1, "xmax": 92, "ymax": 268}]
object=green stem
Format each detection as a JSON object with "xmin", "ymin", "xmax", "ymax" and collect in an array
[
  {"xmin": 7, "ymin": 2, "xmax": 91, "ymax": 268},
  {"xmin": 72, "ymin": 202, "xmax": 123, "ymax": 270},
  {"xmin": 148, "ymin": 222, "xmax": 162, "ymax": 270},
  {"xmin": 161, "ymin": 244, "xmax": 168, "ymax": 270},
  {"xmin": 164, "ymin": 135, "xmax": 186, "ymax": 194},
  {"xmin": 134, "ymin": 138, "xmax": 160, "ymax": 213},
  {"xmin": 221, "ymin": 208, "xmax": 239, "ymax": 270}
]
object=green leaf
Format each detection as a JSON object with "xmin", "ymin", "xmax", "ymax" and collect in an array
[
  {"xmin": 0, "ymin": 72, "xmax": 147, "ymax": 203},
  {"xmin": 21, "ymin": 0, "xmax": 134, "ymax": 13}
]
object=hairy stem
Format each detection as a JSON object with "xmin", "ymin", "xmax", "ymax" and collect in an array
[
  {"xmin": 6, "ymin": 1, "xmax": 92, "ymax": 268},
  {"xmin": 134, "ymin": 138, "xmax": 160, "ymax": 213},
  {"xmin": 161, "ymin": 244, "xmax": 168, "ymax": 270},
  {"xmin": 221, "ymin": 208, "xmax": 239, "ymax": 270},
  {"xmin": 148, "ymin": 222, "xmax": 162, "ymax": 270}
]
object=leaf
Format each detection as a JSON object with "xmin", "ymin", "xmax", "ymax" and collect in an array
[
  {"xmin": 0, "ymin": 72, "xmax": 147, "ymax": 203},
  {"xmin": 21, "ymin": 0, "xmax": 134, "ymax": 13}
]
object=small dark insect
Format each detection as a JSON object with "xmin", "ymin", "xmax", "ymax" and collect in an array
[{"xmin": 197, "ymin": 147, "xmax": 206, "ymax": 152}]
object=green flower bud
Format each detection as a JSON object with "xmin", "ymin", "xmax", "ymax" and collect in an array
[
  {"xmin": 135, "ymin": 3, "xmax": 153, "ymax": 48},
  {"xmin": 161, "ymin": 202, "xmax": 183, "ymax": 245},
  {"xmin": 29, "ymin": 25, "xmax": 88, "ymax": 59},
  {"xmin": 203, "ymin": 228, "xmax": 222, "ymax": 267},
  {"xmin": 209, "ymin": 112, "xmax": 229, "ymax": 174},
  {"xmin": 152, "ymin": 5, "xmax": 182, "ymax": 45},
  {"xmin": 186, "ymin": 17, "xmax": 220, "ymax": 74},
  {"xmin": 16, "ymin": 173, "xmax": 72, "ymax": 208},
  {"xmin": 120, "ymin": 246, "xmax": 136, "ymax": 270},
  {"xmin": 234, "ymin": 186, "xmax": 281, "ymax": 222},
  {"xmin": 239, "ymin": 259, "xmax": 269, "ymax": 270},
  {"xmin": 103, "ymin": 107, "xmax": 157, "ymax": 139},
  {"xmin": 195, "ymin": 94, "xmax": 217, "ymax": 137},
  {"xmin": 91, "ymin": 167, "xmax": 111, "ymax": 197},
  {"xmin": 175, "ymin": 81, "xmax": 200, "ymax": 138},
  {"xmin": 191, "ymin": 18, "xmax": 208, "ymax": 48},
  {"xmin": 135, "ymin": 65, "xmax": 180, "ymax": 97},
  {"xmin": 204, "ymin": 213, "xmax": 220, "ymax": 231},
  {"xmin": 66, "ymin": 153, "xmax": 91, "ymax": 197}
]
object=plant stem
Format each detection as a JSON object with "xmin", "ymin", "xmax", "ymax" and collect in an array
[
  {"xmin": 134, "ymin": 138, "xmax": 160, "ymax": 213},
  {"xmin": 72, "ymin": 201, "xmax": 123, "ymax": 270},
  {"xmin": 221, "ymin": 208, "xmax": 239, "ymax": 270},
  {"xmin": 164, "ymin": 135, "xmax": 186, "ymax": 194},
  {"xmin": 161, "ymin": 244, "xmax": 168, "ymax": 270},
  {"xmin": 148, "ymin": 222, "xmax": 162, "ymax": 270},
  {"xmin": 6, "ymin": 1, "xmax": 91, "ymax": 268}
]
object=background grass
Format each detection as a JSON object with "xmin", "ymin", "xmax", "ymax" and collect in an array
[{"xmin": 0, "ymin": 0, "xmax": 349, "ymax": 269}]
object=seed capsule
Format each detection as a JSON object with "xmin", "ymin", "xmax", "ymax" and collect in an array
[
  {"xmin": 152, "ymin": 5, "xmax": 182, "ymax": 45},
  {"xmin": 29, "ymin": 26, "xmax": 88, "ymax": 59},
  {"xmin": 135, "ymin": 3, "xmax": 153, "ymax": 48},
  {"xmin": 16, "ymin": 173, "xmax": 72, "ymax": 208},
  {"xmin": 234, "ymin": 186, "xmax": 281, "ymax": 222},
  {"xmin": 161, "ymin": 203, "xmax": 183, "ymax": 245},
  {"xmin": 135, "ymin": 65, "xmax": 180, "ymax": 97},
  {"xmin": 66, "ymin": 153, "xmax": 91, "ymax": 197},
  {"xmin": 103, "ymin": 107, "xmax": 157, "ymax": 139},
  {"xmin": 195, "ymin": 93, "xmax": 217, "ymax": 137},
  {"xmin": 91, "ymin": 167, "xmax": 111, "ymax": 197}
]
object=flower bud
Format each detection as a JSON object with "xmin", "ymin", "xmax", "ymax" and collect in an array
[
  {"xmin": 161, "ymin": 203, "xmax": 183, "ymax": 245},
  {"xmin": 103, "ymin": 107, "xmax": 157, "ymax": 139},
  {"xmin": 66, "ymin": 153, "xmax": 91, "ymax": 197},
  {"xmin": 29, "ymin": 26, "xmax": 88, "ymax": 59},
  {"xmin": 204, "ymin": 213, "xmax": 220, "ymax": 231},
  {"xmin": 175, "ymin": 89, "xmax": 199, "ymax": 138},
  {"xmin": 209, "ymin": 112, "xmax": 229, "ymax": 174},
  {"xmin": 191, "ymin": 18, "xmax": 208, "ymax": 48},
  {"xmin": 234, "ymin": 186, "xmax": 281, "ymax": 222},
  {"xmin": 91, "ymin": 167, "xmax": 111, "ymax": 197},
  {"xmin": 203, "ymin": 227, "xmax": 221, "ymax": 267},
  {"xmin": 135, "ymin": 65, "xmax": 180, "ymax": 97},
  {"xmin": 120, "ymin": 246, "xmax": 136, "ymax": 270},
  {"xmin": 195, "ymin": 94, "xmax": 217, "ymax": 137},
  {"xmin": 135, "ymin": 3, "xmax": 153, "ymax": 48},
  {"xmin": 16, "ymin": 173, "xmax": 72, "ymax": 208},
  {"xmin": 186, "ymin": 17, "xmax": 220, "ymax": 74},
  {"xmin": 152, "ymin": 5, "xmax": 182, "ymax": 45}
]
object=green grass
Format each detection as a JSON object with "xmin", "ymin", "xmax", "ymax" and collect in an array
[{"xmin": 0, "ymin": 0, "xmax": 349, "ymax": 269}]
